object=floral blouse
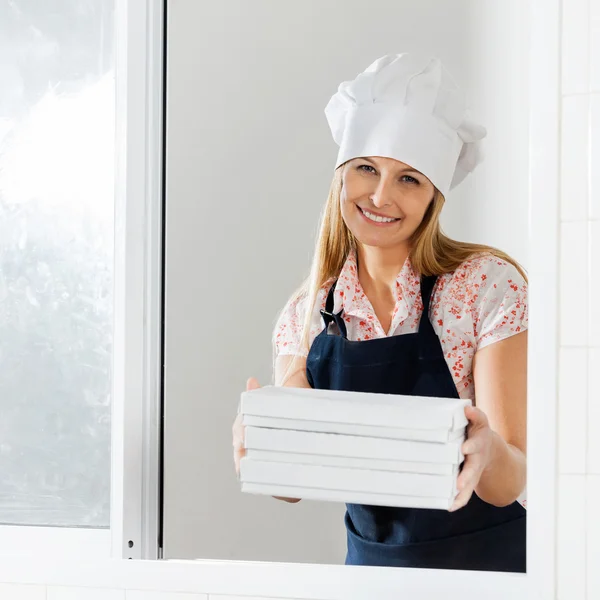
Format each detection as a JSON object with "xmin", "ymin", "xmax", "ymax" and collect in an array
[{"xmin": 273, "ymin": 250, "xmax": 528, "ymax": 401}]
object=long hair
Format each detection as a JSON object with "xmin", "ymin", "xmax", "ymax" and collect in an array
[{"xmin": 278, "ymin": 163, "xmax": 527, "ymax": 374}]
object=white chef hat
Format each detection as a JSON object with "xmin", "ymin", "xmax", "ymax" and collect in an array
[{"xmin": 324, "ymin": 53, "xmax": 487, "ymax": 196}]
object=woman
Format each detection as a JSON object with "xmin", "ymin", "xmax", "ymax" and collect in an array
[{"xmin": 233, "ymin": 53, "xmax": 527, "ymax": 573}]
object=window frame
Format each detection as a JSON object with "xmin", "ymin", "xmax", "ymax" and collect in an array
[
  {"xmin": 111, "ymin": 0, "xmax": 164, "ymax": 560},
  {"xmin": 0, "ymin": 0, "xmax": 164, "ymax": 561}
]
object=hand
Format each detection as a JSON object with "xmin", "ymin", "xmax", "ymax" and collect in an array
[
  {"xmin": 232, "ymin": 377, "xmax": 260, "ymax": 476},
  {"xmin": 450, "ymin": 405, "xmax": 495, "ymax": 512},
  {"xmin": 233, "ymin": 376, "xmax": 301, "ymax": 503}
]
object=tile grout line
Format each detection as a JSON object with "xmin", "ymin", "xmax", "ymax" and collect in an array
[
  {"xmin": 559, "ymin": 218, "xmax": 598, "ymax": 224},
  {"xmin": 585, "ymin": 4, "xmax": 591, "ymax": 598},
  {"xmin": 562, "ymin": 91, "xmax": 600, "ymax": 97},
  {"xmin": 557, "ymin": 1, "xmax": 565, "ymax": 596},
  {"xmin": 585, "ymin": 225, "xmax": 590, "ymax": 600},
  {"xmin": 559, "ymin": 345, "xmax": 595, "ymax": 349}
]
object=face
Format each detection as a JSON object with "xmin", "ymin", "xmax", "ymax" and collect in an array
[{"xmin": 340, "ymin": 156, "xmax": 436, "ymax": 250}]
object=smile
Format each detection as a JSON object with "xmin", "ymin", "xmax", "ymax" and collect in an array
[{"xmin": 359, "ymin": 207, "xmax": 401, "ymax": 224}]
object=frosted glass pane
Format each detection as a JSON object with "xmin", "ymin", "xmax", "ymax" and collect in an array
[{"xmin": 0, "ymin": 1, "xmax": 115, "ymax": 527}]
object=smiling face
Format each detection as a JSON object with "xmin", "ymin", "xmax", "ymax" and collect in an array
[{"xmin": 340, "ymin": 156, "xmax": 436, "ymax": 251}]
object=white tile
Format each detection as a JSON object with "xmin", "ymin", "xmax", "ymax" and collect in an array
[
  {"xmin": 588, "ymin": 475, "xmax": 600, "ymax": 599},
  {"xmin": 561, "ymin": 95, "xmax": 590, "ymax": 222},
  {"xmin": 48, "ymin": 587, "xmax": 124, "ymax": 600},
  {"xmin": 591, "ymin": 221, "xmax": 600, "ymax": 346},
  {"xmin": 559, "ymin": 348, "xmax": 588, "ymax": 473},
  {"xmin": 592, "ymin": 97, "xmax": 600, "ymax": 220},
  {"xmin": 0, "ymin": 583, "xmax": 46, "ymax": 600},
  {"xmin": 128, "ymin": 592, "xmax": 207, "ymax": 600},
  {"xmin": 557, "ymin": 474, "xmax": 587, "ymax": 600},
  {"xmin": 592, "ymin": 0, "xmax": 600, "ymax": 92},
  {"xmin": 589, "ymin": 349, "xmax": 600, "ymax": 473},
  {"xmin": 562, "ymin": 0, "xmax": 590, "ymax": 94},
  {"xmin": 560, "ymin": 222, "xmax": 589, "ymax": 346}
]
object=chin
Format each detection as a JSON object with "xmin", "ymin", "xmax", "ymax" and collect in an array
[
  {"xmin": 350, "ymin": 224, "xmax": 408, "ymax": 250},
  {"xmin": 353, "ymin": 233, "xmax": 406, "ymax": 250}
]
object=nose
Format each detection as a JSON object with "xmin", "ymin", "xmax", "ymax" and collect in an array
[{"xmin": 369, "ymin": 177, "xmax": 394, "ymax": 208}]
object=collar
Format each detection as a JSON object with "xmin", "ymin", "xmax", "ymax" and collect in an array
[{"xmin": 332, "ymin": 249, "xmax": 421, "ymax": 335}]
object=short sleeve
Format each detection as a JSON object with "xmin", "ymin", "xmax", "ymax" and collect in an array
[
  {"xmin": 273, "ymin": 292, "xmax": 309, "ymax": 358},
  {"xmin": 470, "ymin": 257, "xmax": 528, "ymax": 351},
  {"xmin": 272, "ymin": 283, "xmax": 331, "ymax": 358}
]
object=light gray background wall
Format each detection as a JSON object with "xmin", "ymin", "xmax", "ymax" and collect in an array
[{"xmin": 163, "ymin": 0, "xmax": 529, "ymax": 562}]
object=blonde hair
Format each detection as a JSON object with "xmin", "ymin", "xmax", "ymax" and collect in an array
[{"xmin": 277, "ymin": 164, "xmax": 527, "ymax": 376}]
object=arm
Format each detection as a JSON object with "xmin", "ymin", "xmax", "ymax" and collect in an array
[
  {"xmin": 274, "ymin": 354, "xmax": 312, "ymax": 388},
  {"xmin": 472, "ymin": 330, "xmax": 527, "ymax": 506},
  {"xmin": 453, "ymin": 330, "xmax": 527, "ymax": 509}
]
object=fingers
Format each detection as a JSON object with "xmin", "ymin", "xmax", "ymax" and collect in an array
[
  {"xmin": 232, "ymin": 411, "xmax": 246, "ymax": 476},
  {"xmin": 232, "ymin": 426, "xmax": 245, "ymax": 451},
  {"xmin": 462, "ymin": 423, "xmax": 494, "ymax": 470},
  {"xmin": 233, "ymin": 443, "xmax": 246, "ymax": 476},
  {"xmin": 453, "ymin": 407, "xmax": 492, "ymax": 511},
  {"xmin": 451, "ymin": 430, "xmax": 490, "ymax": 511},
  {"xmin": 450, "ymin": 483, "xmax": 474, "ymax": 512},
  {"xmin": 246, "ymin": 377, "xmax": 261, "ymax": 391},
  {"xmin": 455, "ymin": 457, "xmax": 480, "ymax": 493},
  {"xmin": 451, "ymin": 454, "xmax": 478, "ymax": 510},
  {"xmin": 232, "ymin": 419, "xmax": 246, "ymax": 476},
  {"xmin": 233, "ymin": 378, "xmax": 258, "ymax": 475},
  {"xmin": 462, "ymin": 436, "xmax": 486, "ymax": 456},
  {"xmin": 464, "ymin": 405, "xmax": 489, "ymax": 429}
]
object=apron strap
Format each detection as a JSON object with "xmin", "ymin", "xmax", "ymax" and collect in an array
[
  {"xmin": 420, "ymin": 274, "xmax": 438, "ymax": 317},
  {"xmin": 320, "ymin": 280, "xmax": 348, "ymax": 339},
  {"xmin": 418, "ymin": 275, "xmax": 444, "ymax": 361}
]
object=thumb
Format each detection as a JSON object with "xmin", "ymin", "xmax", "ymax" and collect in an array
[
  {"xmin": 465, "ymin": 405, "xmax": 488, "ymax": 428},
  {"xmin": 246, "ymin": 377, "xmax": 261, "ymax": 391}
]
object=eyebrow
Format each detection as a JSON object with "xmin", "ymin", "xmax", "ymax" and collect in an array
[{"xmin": 360, "ymin": 157, "xmax": 423, "ymax": 176}]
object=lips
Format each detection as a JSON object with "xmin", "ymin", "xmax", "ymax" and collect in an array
[{"xmin": 358, "ymin": 206, "xmax": 401, "ymax": 224}]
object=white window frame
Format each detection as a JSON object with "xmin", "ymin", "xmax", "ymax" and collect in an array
[
  {"xmin": 0, "ymin": 0, "xmax": 164, "ymax": 561},
  {"xmin": 111, "ymin": 0, "xmax": 164, "ymax": 560}
]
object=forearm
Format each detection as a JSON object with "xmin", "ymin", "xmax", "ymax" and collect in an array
[{"xmin": 475, "ymin": 431, "xmax": 526, "ymax": 507}]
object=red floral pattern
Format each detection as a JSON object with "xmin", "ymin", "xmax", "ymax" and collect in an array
[{"xmin": 274, "ymin": 251, "xmax": 528, "ymax": 401}]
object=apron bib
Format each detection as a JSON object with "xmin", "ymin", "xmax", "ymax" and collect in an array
[{"xmin": 306, "ymin": 275, "xmax": 526, "ymax": 572}]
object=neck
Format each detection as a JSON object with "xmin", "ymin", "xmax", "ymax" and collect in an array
[{"xmin": 356, "ymin": 243, "xmax": 410, "ymax": 293}]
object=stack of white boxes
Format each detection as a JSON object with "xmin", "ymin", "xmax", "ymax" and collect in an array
[{"xmin": 239, "ymin": 386, "xmax": 470, "ymax": 510}]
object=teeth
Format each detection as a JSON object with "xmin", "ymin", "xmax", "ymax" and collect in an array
[{"xmin": 362, "ymin": 209, "xmax": 398, "ymax": 223}]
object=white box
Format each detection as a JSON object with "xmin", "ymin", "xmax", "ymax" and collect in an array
[
  {"xmin": 243, "ymin": 414, "xmax": 465, "ymax": 443},
  {"xmin": 240, "ymin": 385, "xmax": 470, "ymax": 431},
  {"xmin": 244, "ymin": 426, "xmax": 465, "ymax": 464},
  {"xmin": 240, "ymin": 458, "xmax": 457, "ymax": 498},
  {"xmin": 246, "ymin": 449, "xmax": 458, "ymax": 476},
  {"xmin": 241, "ymin": 482, "xmax": 453, "ymax": 511},
  {"xmin": 241, "ymin": 481, "xmax": 453, "ymax": 510}
]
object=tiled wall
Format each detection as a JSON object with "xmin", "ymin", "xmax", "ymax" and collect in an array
[{"xmin": 557, "ymin": 1, "xmax": 600, "ymax": 600}]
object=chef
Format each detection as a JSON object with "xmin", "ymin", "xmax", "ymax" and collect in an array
[{"xmin": 233, "ymin": 53, "xmax": 527, "ymax": 573}]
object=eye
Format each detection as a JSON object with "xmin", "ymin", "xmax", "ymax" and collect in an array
[
  {"xmin": 401, "ymin": 175, "xmax": 419, "ymax": 185},
  {"xmin": 357, "ymin": 164, "xmax": 376, "ymax": 174}
]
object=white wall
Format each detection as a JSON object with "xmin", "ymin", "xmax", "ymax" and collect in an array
[
  {"xmin": 556, "ymin": 0, "xmax": 600, "ymax": 598},
  {"xmin": 163, "ymin": 0, "xmax": 530, "ymax": 562}
]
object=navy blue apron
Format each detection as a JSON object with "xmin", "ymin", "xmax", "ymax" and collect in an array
[{"xmin": 306, "ymin": 274, "xmax": 526, "ymax": 572}]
